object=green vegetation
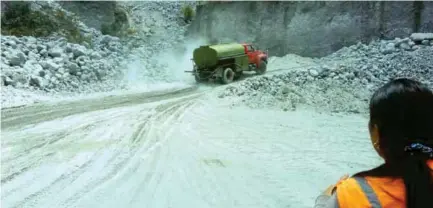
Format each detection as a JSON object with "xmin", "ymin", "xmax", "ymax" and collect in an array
[
  {"xmin": 181, "ymin": 5, "xmax": 195, "ymax": 23},
  {"xmin": 1, "ymin": 2, "xmax": 88, "ymax": 44},
  {"xmin": 100, "ymin": 7, "xmax": 130, "ymax": 37}
]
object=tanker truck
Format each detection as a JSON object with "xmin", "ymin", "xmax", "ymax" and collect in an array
[{"xmin": 186, "ymin": 43, "xmax": 268, "ymax": 84}]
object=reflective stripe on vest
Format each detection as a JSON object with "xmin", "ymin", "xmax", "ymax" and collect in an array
[{"xmin": 353, "ymin": 177, "xmax": 382, "ymax": 208}]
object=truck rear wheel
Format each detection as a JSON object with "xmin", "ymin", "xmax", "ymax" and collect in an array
[
  {"xmin": 221, "ymin": 67, "xmax": 235, "ymax": 84},
  {"xmin": 256, "ymin": 60, "xmax": 267, "ymax": 75}
]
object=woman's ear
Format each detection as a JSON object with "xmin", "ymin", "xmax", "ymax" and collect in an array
[
  {"xmin": 369, "ymin": 124, "xmax": 379, "ymax": 145},
  {"xmin": 369, "ymin": 123, "xmax": 383, "ymax": 157}
]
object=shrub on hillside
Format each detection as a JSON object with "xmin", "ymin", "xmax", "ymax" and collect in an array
[
  {"xmin": 1, "ymin": 1, "xmax": 87, "ymax": 44},
  {"xmin": 101, "ymin": 7, "xmax": 130, "ymax": 37},
  {"xmin": 181, "ymin": 5, "xmax": 194, "ymax": 23}
]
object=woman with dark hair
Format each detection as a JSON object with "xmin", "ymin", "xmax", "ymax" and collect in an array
[{"xmin": 314, "ymin": 78, "xmax": 433, "ymax": 208}]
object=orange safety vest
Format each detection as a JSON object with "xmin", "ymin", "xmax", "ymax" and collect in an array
[{"xmin": 335, "ymin": 160, "xmax": 433, "ymax": 208}]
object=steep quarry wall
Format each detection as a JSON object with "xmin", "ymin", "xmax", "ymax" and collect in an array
[{"xmin": 187, "ymin": 1, "xmax": 433, "ymax": 57}]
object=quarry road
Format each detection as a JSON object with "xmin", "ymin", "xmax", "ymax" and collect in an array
[
  {"xmin": 0, "ymin": 86, "xmax": 200, "ymax": 130},
  {"xmin": 1, "ymin": 73, "xmax": 380, "ymax": 208}
]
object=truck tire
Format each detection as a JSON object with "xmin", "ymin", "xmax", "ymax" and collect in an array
[
  {"xmin": 221, "ymin": 67, "xmax": 235, "ymax": 84},
  {"xmin": 256, "ymin": 60, "xmax": 267, "ymax": 75}
]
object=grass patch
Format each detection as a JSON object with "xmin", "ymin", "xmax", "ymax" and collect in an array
[
  {"xmin": 181, "ymin": 5, "xmax": 195, "ymax": 23},
  {"xmin": 100, "ymin": 7, "xmax": 130, "ymax": 37},
  {"xmin": 1, "ymin": 1, "xmax": 88, "ymax": 44}
]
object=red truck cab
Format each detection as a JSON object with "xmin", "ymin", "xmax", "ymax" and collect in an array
[{"xmin": 242, "ymin": 43, "xmax": 268, "ymax": 68}]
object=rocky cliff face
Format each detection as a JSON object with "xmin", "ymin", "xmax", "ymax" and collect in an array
[{"xmin": 187, "ymin": 1, "xmax": 433, "ymax": 57}]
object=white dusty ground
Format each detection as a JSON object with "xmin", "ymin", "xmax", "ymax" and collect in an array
[{"xmin": 1, "ymin": 72, "xmax": 382, "ymax": 208}]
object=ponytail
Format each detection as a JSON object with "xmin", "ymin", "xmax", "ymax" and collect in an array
[
  {"xmin": 354, "ymin": 142, "xmax": 433, "ymax": 208},
  {"xmin": 402, "ymin": 143, "xmax": 433, "ymax": 208}
]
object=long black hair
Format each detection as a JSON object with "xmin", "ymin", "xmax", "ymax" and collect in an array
[{"xmin": 354, "ymin": 78, "xmax": 433, "ymax": 207}]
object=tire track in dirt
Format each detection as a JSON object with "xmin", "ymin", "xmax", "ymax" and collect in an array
[
  {"xmin": 1, "ymin": 86, "xmax": 198, "ymax": 130},
  {"xmin": 1, "ymin": 109, "xmax": 133, "ymax": 185},
  {"xmin": 68, "ymin": 94, "xmax": 200, "ymax": 208},
  {"xmin": 1, "ymin": 108, "xmax": 145, "ymax": 207},
  {"xmin": 1, "ymin": 87, "xmax": 204, "ymax": 208}
]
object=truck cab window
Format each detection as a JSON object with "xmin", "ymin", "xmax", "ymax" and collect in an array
[{"xmin": 247, "ymin": 45, "xmax": 255, "ymax": 52}]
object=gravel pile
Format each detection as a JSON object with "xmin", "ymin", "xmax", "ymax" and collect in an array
[
  {"xmin": 1, "ymin": 1, "xmax": 196, "ymax": 108},
  {"xmin": 218, "ymin": 33, "xmax": 433, "ymax": 114},
  {"xmin": 1, "ymin": 35, "xmax": 124, "ymax": 92}
]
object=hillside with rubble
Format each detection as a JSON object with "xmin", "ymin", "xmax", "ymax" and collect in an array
[
  {"xmin": 1, "ymin": 1, "xmax": 197, "ymax": 107},
  {"xmin": 1, "ymin": 1, "xmax": 433, "ymax": 208},
  {"xmin": 1, "ymin": 1, "xmax": 432, "ymax": 110}
]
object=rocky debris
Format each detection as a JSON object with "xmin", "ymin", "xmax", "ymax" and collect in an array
[
  {"xmin": 7, "ymin": 51, "xmax": 26, "ymax": 66},
  {"xmin": 1, "ymin": 1, "xmax": 196, "ymax": 108},
  {"xmin": 1, "ymin": 35, "xmax": 123, "ymax": 93},
  {"xmin": 218, "ymin": 33, "xmax": 433, "ymax": 114}
]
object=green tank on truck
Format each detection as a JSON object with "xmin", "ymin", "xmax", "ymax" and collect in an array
[{"xmin": 186, "ymin": 43, "xmax": 268, "ymax": 84}]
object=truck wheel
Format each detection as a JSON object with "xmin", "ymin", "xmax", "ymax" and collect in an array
[
  {"xmin": 221, "ymin": 67, "xmax": 235, "ymax": 84},
  {"xmin": 256, "ymin": 60, "xmax": 267, "ymax": 75}
]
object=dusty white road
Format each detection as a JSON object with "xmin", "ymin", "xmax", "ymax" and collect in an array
[{"xmin": 1, "ymin": 60, "xmax": 382, "ymax": 208}]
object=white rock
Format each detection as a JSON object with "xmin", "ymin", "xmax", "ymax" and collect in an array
[
  {"xmin": 90, "ymin": 52, "xmax": 102, "ymax": 59},
  {"xmin": 34, "ymin": 63, "xmax": 43, "ymax": 72},
  {"xmin": 6, "ymin": 40, "xmax": 17, "ymax": 48},
  {"xmin": 8, "ymin": 51, "xmax": 26, "ymax": 66},
  {"xmin": 100, "ymin": 35, "xmax": 119, "ymax": 45},
  {"xmin": 399, "ymin": 43, "xmax": 411, "ymax": 51},
  {"xmin": 39, "ymin": 49, "xmax": 48, "ymax": 56},
  {"xmin": 410, "ymin": 33, "xmax": 433, "ymax": 41},
  {"xmin": 41, "ymin": 60, "xmax": 60, "ymax": 71},
  {"xmin": 408, "ymin": 41, "xmax": 415, "ymax": 47},
  {"xmin": 28, "ymin": 51, "xmax": 40, "ymax": 60},
  {"xmin": 72, "ymin": 45, "xmax": 88, "ymax": 58},
  {"xmin": 14, "ymin": 73, "xmax": 28, "ymax": 85},
  {"xmin": 65, "ymin": 44, "xmax": 73, "ymax": 53},
  {"xmin": 58, "ymin": 68, "xmax": 66, "ymax": 74},
  {"xmin": 309, "ymin": 69, "xmax": 319, "ymax": 77},
  {"xmin": 37, "ymin": 44, "xmax": 46, "ymax": 52},
  {"xmin": 26, "ymin": 37, "xmax": 37, "ymax": 44},
  {"xmin": 30, "ymin": 76, "xmax": 47, "ymax": 88},
  {"xmin": 70, "ymin": 81, "xmax": 79, "ymax": 88},
  {"xmin": 67, "ymin": 62, "xmax": 80, "ymax": 75},
  {"xmin": 49, "ymin": 47, "xmax": 63, "ymax": 57}
]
